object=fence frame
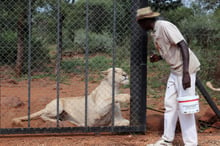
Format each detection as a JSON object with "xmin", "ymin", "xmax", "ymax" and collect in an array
[
  {"xmin": 0, "ymin": 0, "xmax": 148, "ymax": 135},
  {"xmin": 0, "ymin": 0, "xmax": 219, "ymax": 136}
]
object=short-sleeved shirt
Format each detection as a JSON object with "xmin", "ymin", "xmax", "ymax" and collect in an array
[{"xmin": 151, "ymin": 20, "xmax": 200, "ymax": 75}]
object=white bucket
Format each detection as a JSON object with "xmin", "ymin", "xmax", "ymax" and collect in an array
[{"xmin": 177, "ymin": 95, "xmax": 199, "ymax": 114}]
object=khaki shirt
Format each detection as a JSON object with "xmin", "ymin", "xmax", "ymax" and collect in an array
[{"xmin": 151, "ymin": 20, "xmax": 200, "ymax": 75}]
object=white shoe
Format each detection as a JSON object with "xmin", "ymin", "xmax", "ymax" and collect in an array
[{"xmin": 147, "ymin": 138, "xmax": 173, "ymax": 146}]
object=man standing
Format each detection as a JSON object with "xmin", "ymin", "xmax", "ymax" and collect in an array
[{"xmin": 136, "ymin": 7, "xmax": 200, "ymax": 146}]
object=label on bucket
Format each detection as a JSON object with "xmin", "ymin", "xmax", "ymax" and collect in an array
[
  {"xmin": 177, "ymin": 95, "xmax": 199, "ymax": 114},
  {"xmin": 180, "ymin": 103, "xmax": 199, "ymax": 114}
]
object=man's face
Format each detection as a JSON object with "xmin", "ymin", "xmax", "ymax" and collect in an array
[{"xmin": 137, "ymin": 19, "xmax": 152, "ymax": 31}]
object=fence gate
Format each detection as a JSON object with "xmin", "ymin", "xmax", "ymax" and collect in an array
[{"xmin": 0, "ymin": 0, "xmax": 147, "ymax": 134}]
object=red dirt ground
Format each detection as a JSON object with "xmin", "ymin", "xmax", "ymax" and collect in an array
[{"xmin": 0, "ymin": 76, "xmax": 220, "ymax": 146}]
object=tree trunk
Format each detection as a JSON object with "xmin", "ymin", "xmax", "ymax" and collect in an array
[{"xmin": 15, "ymin": 12, "xmax": 26, "ymax": 77}]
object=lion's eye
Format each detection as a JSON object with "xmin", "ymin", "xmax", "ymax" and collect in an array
[{"xmin": 122, "ymin": 74, "xmax": 126, "ymax": 77}]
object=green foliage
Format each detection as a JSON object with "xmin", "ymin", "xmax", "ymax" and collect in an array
[
  {"xmin": 0, "ymin": 30, "xmax": 50, "ymax": 72},
  {"xmin": 88, "ymin": 55, "xmax": 112, "ymax": 72},
  {"xmin": 0, "ymin": 30, "xmax": 17, "ymax": 65},
  {"xmin": 61, "ymin": 55, "xmax": 112, "ymax": 74},
  {"xmin": 23, "ymin": 39, "xmax": 51, "ymax": 73},
  {"xmin": 147, "ymin": 61, "xmax": 169, "ymax": 99},
  {"xmin": 71, "ymin": 29, "xmax": 113, "ymax": 54},
  {"xmin": 214, "ymin": 8, "xmax": 220, "ymax": 21},
  {"xmin": 164, "ymin": 7, "xmax": 194, "ymax": 27},
  {"xmin": 61, "ymin": 58, "xmax": 84, "ymax": 74},
  {"xmin": 178, "ymin": 15, "xmax": 219, "ymax": 48},
  {"xmin": 64, "ymin": 0, "xmax": 113, "ymax": 33},
  {"xmin": 63, "ymin": 0, "xmax": 132, "ymax": 50},
  {"xmin": 194, "ymin": 48, "xmax": 220, "ymax": 81},
  {"xmin": 32, "ymin": 12, "xmax": 57, "ymax": 44},
  {"xmin": 176, "ymin": 12, "xmax": 220, "ymax": 82},
  {"xmin": 148, "ymin": 0, "xmax": 182, "ymax": 12},
  {"xmin": 1, "ymin": 0, "xmax": 220, "ymax": 87},
  {"xmin": 197, "ymin": 0, "xmax": 220, "ymax": 11}
]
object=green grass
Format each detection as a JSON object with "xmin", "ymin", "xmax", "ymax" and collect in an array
[
  {"xmin": 60, "ymin": 55, "xmax": 112, "ymax": 74},
  {"xmin": 61, "ymin": 58, "xmax": 84, "ymax": 74},
  {"xmin": 147, "ymin": 61, "xmax": 169, "ymax": 99},
  {"xmin": 89, "ymin": 55, "xmax": 112, "ymax": 72}
]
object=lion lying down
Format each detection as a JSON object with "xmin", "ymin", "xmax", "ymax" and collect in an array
[
  {"xmin": 206, "ymin": 81, "xmax": 220, "ymax": 91},
  {"xmin": 12, "ymin": 68, "xmax": 130, "ymax": 127}
]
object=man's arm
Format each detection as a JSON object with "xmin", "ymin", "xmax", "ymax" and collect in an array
[{"xmin": 177, "ymin": 40, "xmax": 191, "ymax": 90}]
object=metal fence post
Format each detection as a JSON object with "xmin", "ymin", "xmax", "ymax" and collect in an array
[
  {"xmin": 56, "ymin": 0, "xmax": 62, "ymax": 127},
  {"xmin": 130, "ymin": 0, "xmax": 147, "ymax": 130},
  {"xmin": 84, "ymin": 0, "xmax": 89, "ymax": 128},
  {"xmin": 111, "ymin": 0, "xmax": 117, "ymax": 130},
  {"xmin": 27, "ymin": 0, "xmax": 32, "ymax": 128}
]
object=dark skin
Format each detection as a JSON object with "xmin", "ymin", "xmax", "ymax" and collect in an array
[{"xmin": 137, "ymin": 18, "xmax": 191, "ymax": 90}]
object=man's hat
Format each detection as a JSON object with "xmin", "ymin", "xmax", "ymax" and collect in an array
[{"xmin": 136, "ymin": 7, "xmax": 160, "ymax": 20}]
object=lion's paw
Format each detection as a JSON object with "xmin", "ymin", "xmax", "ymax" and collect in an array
[
  {"xmin": 115, "ymin": 119, "xmax": 130, "ymax": 126},
  {"xmin": 12, "ymin": 119, "xmax": 22, "ymax": 126},
  {"xmin": 116, "ymin": 94, "xmax": 130, "ymax": 103}
]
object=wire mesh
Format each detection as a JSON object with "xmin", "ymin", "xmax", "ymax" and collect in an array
[
  {"xmin": 0, "ymin": 0, "xmax": 219, "ymax": 140},
  {"xmin": 0, "ymin": 0, "xmax": 144, "ymax": 132}
]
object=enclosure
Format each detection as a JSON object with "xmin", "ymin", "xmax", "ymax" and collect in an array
[{"xmin": 0, "ymin": 0, "xmax": 220, "ymax": 136}]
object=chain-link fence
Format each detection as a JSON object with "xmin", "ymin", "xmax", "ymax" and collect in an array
[
  {"xmin": 0, "ymin": 0, "xmax": 220, "ymax": 136},
  {"xmin": 0, "ymin": 0, "xmax": 148, "ymax": 134}
]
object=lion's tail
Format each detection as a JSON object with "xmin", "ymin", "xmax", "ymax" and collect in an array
[
  {"xmin": 12, "ymin": 109, "xmax": 44, "ymax": 125},
  {"xmin": 206, "ymin": 81, "xmax": 220, "ymax": 91}
]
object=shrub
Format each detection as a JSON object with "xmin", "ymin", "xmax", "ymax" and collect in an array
[
  {"xmin": 163, "ymin": 6, "xmax": 194, "ymax": 27},
  {"xmin": 72, "ymin": 29, "xmax": 113, "ymax": 54},
  {"xmin": 61, "ymin": 55, "xmax": 112, "ymax": 74},
  {"xmin": 177, "ymin": 14, "xmax": 220, "ymax": 81},
  {"xmin": 88, "ymin": 55, "xmax": 112, "ymax": 72},
  {"xmin": 23, "ymin": 39, "xmax": 51, "ymax": 73},
  {"xmin": 61, "ymin": 58, "xmax": 84, "ymax": 74},
  {"xmin": 0, "ymin": 30, "xmax": 17, "ymax": 65},
  {"xmin": 0, "ymin": 30, "xmax": 50, "ymax": 74}
]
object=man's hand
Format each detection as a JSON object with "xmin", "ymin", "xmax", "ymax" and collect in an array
[
  {"xmin": 182, "ymin": 72, "xmax": 191, "ymax": 90},
  {"xmin": 150, "ymin": 54, "xmax": 162, "ymax": 63}
]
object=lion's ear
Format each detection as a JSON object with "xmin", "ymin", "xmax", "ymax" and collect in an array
[{"xmin": 101, "ymin": 70, "xmax": 109, "ymax": 76}]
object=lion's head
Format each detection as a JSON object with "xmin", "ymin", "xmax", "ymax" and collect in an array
[{"xmin": 102, "ymin": 68, "xmax": 129, "ymax": 86}]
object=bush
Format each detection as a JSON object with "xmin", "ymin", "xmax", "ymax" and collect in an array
[
  {"xmin": 23, "ymin": 39, "xmax": 51, "ymax": 73},
  {"xmin": 72, "ymin": 29, "xmax": 113, "ymax": 54},
  {"xmin": 63, "ymin": 0, "xmax": 132, "ymax": 50},
  {"xmin": 0, "ymin": 30, "xmax": 17, "ymax": 65},
  {"xmin": 61, "ymin": 55, "xmax": 112, "ymax": 74},
  {"xmin": 163, "ymin": 6, "xmax": 194, "ymax": 27},
  {"xmin": 88, "ymin": 55, "xmax": 112, "ymax": 72},
  {"xmin": 178, "ymin": 15, "xmax": 220, "ymax": 49},
  {"xmin": 65, "ymin": 0, "xmax": 113, "ymax": 33},
  {"xmin": 0, "ymin": 30, "xmax": 50, "ymax": 74},
  {"xmin": 61, "ymin": 58, "xmax": 84, "ymax": 74},
  {"xmin": 177, "ymin": 14, "xmax": 220, "ymax": 81}
]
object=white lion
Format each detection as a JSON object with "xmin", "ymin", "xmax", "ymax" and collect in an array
[
  {"xmin": 12, "ymin": 68, "xmax": 130, "ymax": 126},
  {"xmin": 206, "ymin": 81, "xmax": 220, "ymax": 91}
]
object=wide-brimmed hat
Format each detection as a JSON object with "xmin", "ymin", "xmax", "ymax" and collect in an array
[{"xmin": 136, "ymin": 7, "xmax": 160, "ymax": 21}]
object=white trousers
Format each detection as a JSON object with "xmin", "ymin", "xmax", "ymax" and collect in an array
[{"xmin": 162, "ymin": 73, "xmax": 198, "ymax": 146}]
